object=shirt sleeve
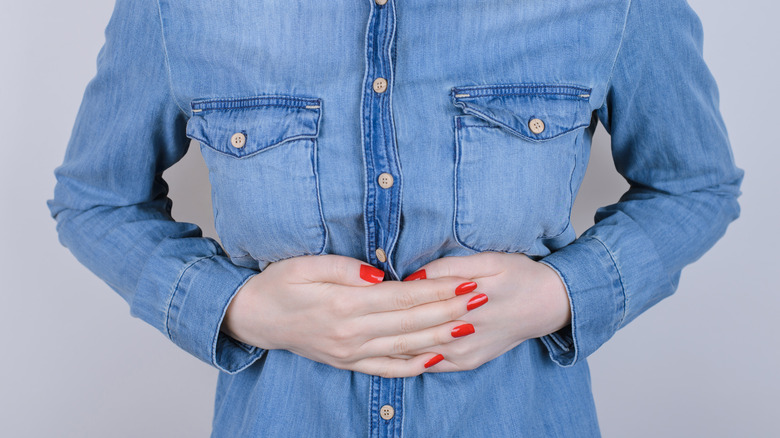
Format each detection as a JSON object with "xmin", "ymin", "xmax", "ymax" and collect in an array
[
  {"xmin": 537, "ymin": 0, "xmax": 744, "ymax": 367},
  {"xmin": 46, "ymin": 0, "xmax": 265, "ymax": 374}
]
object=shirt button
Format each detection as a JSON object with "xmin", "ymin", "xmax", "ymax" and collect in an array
[
  {"xmin": 375, "ymin": 0, "xmax": 387, "ymax": 5},
  {"xmin": 379, "ymin": 404, "xmax": 395, "ymax": 420},
  {"xmin": 230, "ymin": 132, "xmax": 246, "ymax": 148},
  {"xmin": 528, "ymin": 118, "xmax": 545, "ymax": 135},
  {"xmin": 377, "ymin": 172, "xmax": 394, "ymax": 189},
  {"xmin": 373, "ymin": 77, "xmax": 388, "ymax": 93},
  {"xmin": 375, "ymin": 248, "xmax": 387, "ymax": 263}
]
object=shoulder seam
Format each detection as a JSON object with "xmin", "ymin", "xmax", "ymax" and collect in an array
[
  {"xmin": 599, "ymin": 0, "xmax": 634, "ymax": 110},
  {"xmin": 154, "ymin": 0, "xmax": 188, "ymax": 117}
]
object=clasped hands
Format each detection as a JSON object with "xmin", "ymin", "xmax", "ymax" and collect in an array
[{"xmin": 221, "ymin": 252, "xmax": 571, "ymax": 378}]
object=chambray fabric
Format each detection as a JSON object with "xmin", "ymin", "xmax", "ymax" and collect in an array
[{"xmin": 47, "ymin": 0, "xmax": 743, "ymax": 436}]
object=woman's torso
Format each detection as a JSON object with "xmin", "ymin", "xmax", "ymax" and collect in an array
[{"xmin": 163, "ymin": 1, "xmax": 627, "ymax": 436}]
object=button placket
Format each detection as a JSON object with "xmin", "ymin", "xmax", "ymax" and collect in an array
[
  {"xmin": 360, "ymin": 0, "xmax": 402, "ymax": 276},
  {"xmin": 361, "ymin": 1, "xmax": 404, "ymax": 437}
]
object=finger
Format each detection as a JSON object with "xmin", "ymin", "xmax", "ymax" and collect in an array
[
  {"xmin": 364, "ymin": 293, "xmax": 486, "ymax": 338},
  {"xmin": 421, "ymin": 358, "xmax": 459, "ymax": 373},
  {"xmin": 352, "ymin": 353, "xmax": 446, "ymax": 378},
  {"xmin": 404, "ymin": 251, "xmax": 512, "ymax": 280},
  {"xmin": 290, "ymin": 254, "xmax": 385, "ymax": 286},
  {"xmin": 358, "ymin": 321, "xmax": 475, "ymax": 358},
  {"xmin": 358, "ymin": 277, "xmax": 478, "ymax": 313}
]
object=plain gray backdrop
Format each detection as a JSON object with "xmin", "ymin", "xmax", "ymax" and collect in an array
[{"xmin": 2, "ymin": 1, "xmax": 777, "ymax": 436}]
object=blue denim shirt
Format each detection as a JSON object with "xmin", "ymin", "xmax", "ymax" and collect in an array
[{"xmin": 47, "ymin": 1, "xmax": 743, "ymax": 436}]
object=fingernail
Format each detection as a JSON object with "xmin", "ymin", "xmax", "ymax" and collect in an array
[
  {"xmin": 451, "ymin": 323, "xmax": 475, "ymax": 338},
  {"xmin": 454, "ymin": 281, "xmax": 477, "ymax": 295},
  {"xmin": 424, "ymin": 354, "xmax": 444, "ymax": 368},
  {"xmin": 402, "ymin": 269, "xmax": 427, "ymax": 282},
  {"xmin": 466, "ymin": 293, "xmax": 488, "ymax": 311},
  {"xmin": 360, "ymin": 264, "xmax": 384, "ymax": 283}
]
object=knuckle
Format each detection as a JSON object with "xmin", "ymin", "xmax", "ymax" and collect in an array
[
  {"xmin": 330, "ymin": 345, "xmax": 352, "ymax": 361},
  {"xmin": 377, "ymin": 364, "xmax": 394, "ymax": 379},
  {"xmin": 450, "ymin": 342, "xmax": 470, "ymax": 357},
  {"xmin": 392, "ymin": 335, "xmax": 410, "ymax": 355},
  {"xmin": 332, "ymin": 324, "xmax": 356, "ymax": 343},
  {"xmin": 394, "ymin": 291, "xmax": 417, "ymax": 310},
  {"xmin": 330, "ymin": 257, "xmax": 351, "ymax": 282},
  {"xmin": 330, "ymin": 297, "xmax": 357, "ymax": 318},
  {"xmin": 399, "ymin": 316, "xmax": 417, "ymax": 334},
  {"xmin": 285, "ymin": 257, "xmax": 304, "ymax": 277},
  {"xmin": 432, "ymin": 329, "xmax": 448, "ymax": 346},
  {"xmin": 449, "ymin": 302, "xmax": 464, "ymax": 320},
  {"xmin": 435, "ymin": 283, "xmax": 451, "ymax": 301}
]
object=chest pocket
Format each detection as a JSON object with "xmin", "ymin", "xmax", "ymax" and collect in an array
[
  {"xmin": 451, "ymin": 83, "xmax": 592, "ymax": 254},
  {"xmin": 186, "ymin": 94, "xmax": 328, "ymax": 269}
]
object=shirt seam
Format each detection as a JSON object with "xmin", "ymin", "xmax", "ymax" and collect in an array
[
  {"xmin": 164, "ymin": 255, "xmax": 216, "ymax": 340},
  {"xmin": 586, "ymin": 235, "xmax": 628, "ymax": 329},
  {"xmin": 598, "ymin": 0, "xmax": 633, "ymax": 111},
  {"xmin": 154, "ymin": 0, "xmax": 187, "ymax": 117}
]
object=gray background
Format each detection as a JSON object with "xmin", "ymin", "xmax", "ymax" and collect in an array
[{"xmin": 1, "ymin": 1, "xmax": 777, "ymax": 436}]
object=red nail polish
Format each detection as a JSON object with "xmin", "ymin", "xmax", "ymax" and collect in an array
[
  {"xmin": 454, "ymin": 281, "xmax": 477, "ymax": 295},
  {"xmin": 403, "ymin": 269, "xmax": 427, "ymax": 282},
  {"xmin": 360, "ymin": 264, "xmax": 384, "ymax": 283},
  {"xmin": 451, "ymin": 323, "xmax": 475, "ymax": 338},
  {"xmin": 424, "ymin": 354, "xmax": 444, "ymax": 368},
  {"xmin": 466, "ymin": 293, "xmax": 488, "ymax": 311}
]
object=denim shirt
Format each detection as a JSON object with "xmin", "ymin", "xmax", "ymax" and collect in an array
[{"xmin": 47, "ymin": 1, "xmax": 743, "ymax": 436}]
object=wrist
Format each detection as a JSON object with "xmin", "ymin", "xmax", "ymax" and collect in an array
[
  {"xmin": 221, "ymin": 273, "xmax": 269, "ymax": 349},
  {"xmin": 537, "ymin": 261, "xmax": 572, "ymax": 336}
]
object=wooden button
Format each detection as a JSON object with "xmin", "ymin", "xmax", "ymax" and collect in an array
[
  {"xmin": 230, "ymin": 132, "xmax": 246, "ymax": 148},
  {"xmin": 375, "ymin": 248, "xmax": 387, "ymax": 263},
  {"xmin": 377, "ymin": 172, "xmax": 394, "ymax": 189},
  {"xmin": 528, "ymin": 118, "xmax": 545, "ymax": 135},
  {"xmin": 373, "ymin": 77, "xmax": 388, "ymax": 93},
  {"xmin": 379, "ymin": 404, "xmax": 395, "ymax": 420}
]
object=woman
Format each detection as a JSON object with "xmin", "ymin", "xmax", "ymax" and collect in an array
[{"xmin": 48, "ymin": 0, "xmax": 743, "ymax": 436}]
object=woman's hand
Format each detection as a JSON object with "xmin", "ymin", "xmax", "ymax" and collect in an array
[
  {"xmin": 220, "ymin": 254, "xmax": 484, "ymax": 377},
  {"xmin": 398, "ymin": 251, "xmax": 572, "ymax": 372}
]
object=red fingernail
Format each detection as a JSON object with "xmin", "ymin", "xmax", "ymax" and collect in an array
[
  {"xmin": 455, "ymin": 281, "xmax": 477, "ymax": 295},
  {"xmin": 451, "ymin": 323, "xmax": 475, "ymax": 338},
  {"xmin": 403, "ymin": 269, "xmax": 427, "ymax": 282},
  {"xmin": 466, "ymin": 293, "xmax": 488, "ymax": 311},
  {"xmin": 360, "ymin": 264, "xmax": 384, "ymax": 283},
  {"xmin": 424, "ymin": 354, "xmax": 444, "ymax": 368}
]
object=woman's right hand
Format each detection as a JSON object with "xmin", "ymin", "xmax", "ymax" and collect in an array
[{"xmin": 219, "ymin": 254, "xmax": 485, "ymax": 378}]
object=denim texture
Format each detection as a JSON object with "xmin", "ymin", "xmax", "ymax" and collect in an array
[{"xmin": 47, "ymin": 0, "xmax": 743, "ymax": 436}]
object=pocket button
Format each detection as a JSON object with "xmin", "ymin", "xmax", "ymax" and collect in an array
[
  {"xmin": 230, "ymin": 132, "xmax": 246, "ymax": 148},
  {"xmin": 528, "ymin": 118, "xmax": 545, "ymax": 135}
]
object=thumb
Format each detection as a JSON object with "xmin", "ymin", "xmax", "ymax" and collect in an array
[
  {"xmin": 403, "ymin": 252, "xmax": 503, "ymax": 281},
  {"xmin": 292, "ymin": 254, "xmax": 385, "ymax": 286}
]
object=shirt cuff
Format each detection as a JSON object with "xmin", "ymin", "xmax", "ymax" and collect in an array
[
  {"xmin": 538, "ymin": 236, "xmax": 625, "ymax": 367},
  {"xmin": 132, "ymin": 245, "xmax": 266, "ymax": 374}
]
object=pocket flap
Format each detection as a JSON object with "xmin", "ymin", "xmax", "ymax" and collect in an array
[
  {"xmin": 187, "ymin": 94, "xmax": 322, "ymax": 158},
  {"xmin": 451, "ymin": 84, "xmax": 592, "ymax": 141}
]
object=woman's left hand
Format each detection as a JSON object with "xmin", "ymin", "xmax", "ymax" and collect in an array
[{"xmin": 397, "ymin": 251, "xmax": 571, "ymax": 372}]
